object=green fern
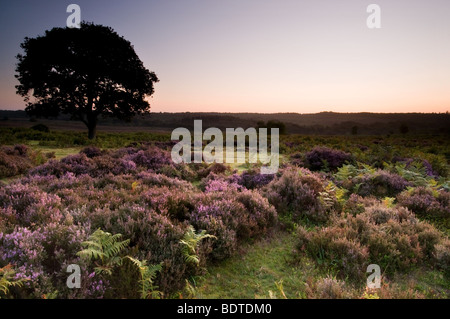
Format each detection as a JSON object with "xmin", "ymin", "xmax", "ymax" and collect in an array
[
  {"xmin": 77, "ymin": 228, "xmax": 130, "ymax": 275},
  {"xmin": 126, "ymin": 257, "xmax": 162, "ymax": 299},
  {"xmin": 180, "ymin": 225, "xmax": 216, "ymax": 266},
  {"xmin": 335, "ymin": 164, "xmax": 358, "ymax": 181},
  {"xmin": 0, "ymin": 264, "xmax": 29, "ymax": 298},
  {"xmin": 336, "ymin": 163, "xmax": 377, "ymax": 181}
]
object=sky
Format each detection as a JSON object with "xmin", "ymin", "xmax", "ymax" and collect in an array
[{"xmin": 0, "ymin": 0, "xmax": 449, "ymax": 113}]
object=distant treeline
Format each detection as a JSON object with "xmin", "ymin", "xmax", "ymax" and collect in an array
[{"xmin": 1, "ymin": 110, "xmax": 449, "ymax": 135}]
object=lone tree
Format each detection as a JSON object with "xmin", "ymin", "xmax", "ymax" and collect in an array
[{"xmin": 15, "ymin": 22, "xmax": 159, "ymax": 139}]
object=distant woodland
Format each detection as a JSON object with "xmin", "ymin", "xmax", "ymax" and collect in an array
[{"xmin": 1, "ymin": 110, "xmax": 449, "ymax": 135}]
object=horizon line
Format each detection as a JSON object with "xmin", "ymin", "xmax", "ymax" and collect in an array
[{"xmin": 1, "ymin": 109, "xmax": 449, "ymax": 116}]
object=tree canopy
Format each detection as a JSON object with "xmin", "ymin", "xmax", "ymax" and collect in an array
[{"xmin": 15, "ymin": 22, "xmax": 159, "ymax": 139}]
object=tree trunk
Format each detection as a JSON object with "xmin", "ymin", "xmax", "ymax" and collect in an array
[{"xmin": 87, "ymin": 117, "xmax": 98, "ymax": 140}]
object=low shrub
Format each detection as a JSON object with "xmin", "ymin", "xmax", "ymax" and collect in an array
[
  {"xmin": 264, "ymin": 167, "xmax": 331, "ymax": 223},
  {"xmin": 196, "ymin": 162, "xmax": 232, "ymax": 179},
  {"xmin": 305, "ymin": 275, "xmax": 351, "ymax": 299},
  {"xmin": 433, "ymin": 239, "xmax": 450, "ymax": 278},
  {"xmin": 105, "ymin": 205, "xmax": 189, "ymax": 295},
  {"xmin": 349, "ymin": 170, "xmax": 410, "ymax": 198},
  {"xmin": 190, "ymin": 188, "xmax": 277, "ymax": 260},
  {"xmin": 343, "ymin": 194, "xmax": 379, "ymax": 216},
  {"xmin": 30, "ymin": 124, "xmax": 50, "ymax": 133},
  {"xmin": 0, "ymin": 145, "xmax": 36, "ymax": 178},
  {"xmin": 80, "ymin": 146, "xmax": 103, "ymax": 158},
  {"xmin": 0, "ymin": 223, "xmax": 88, "ymax": 298},
  {"xmin": 229, "ymin": 169, "xmax": 275, "ymax": 190},
  {"xmin": 124, "ymin": 146, "xmax": 172, "ymax": 170},
  {"xmin": 305, "ymin": 147, "xmax": 352, "ymax": 171},
  {"xmin": 297, "ymin": 202, "xmax": 446, "ymax": 282},
  {"xmin": 0, "ymin": 183, "xmax": 62, "ymax": 228},
  {"xmin": 397, "ymin": 187, "xmax": 449, "ymax": 220},
  {"xmin": 297, "ymin": 225, "xmax": 369, "ymax": 280}
]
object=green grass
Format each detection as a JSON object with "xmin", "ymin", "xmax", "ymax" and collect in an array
[
  {"xmin": 0, "ymin": 127, "xmax": 171, "ymax": 149},
  {"xmin": 30, "ymin": 145, "xmax": 82, "ymax": 159},
  {"xmin": 194, "ymin": 230, "xmax": 321, "ymax": 299},
  {"xmin": 413, "ymin": 270, "xmax": 450, "ymax": 298}
]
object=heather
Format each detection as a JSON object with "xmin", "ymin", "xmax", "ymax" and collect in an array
[
  {"xmin": 0, "ymin": 132, "xmax": 449, "ymax": 299},
  {"xmin": 304, "ymin": 146, "xmax": 353, "ymax": 171},
  {"xmin": 0, "ymin": 145, "xmax": 53, "ymax": 179},
  {"xmin": 263, "ymin": 167, "xmax": 337, "ymax": 224},
  {"xmin": 347, "ymin": 170, "xmax": 410, "ymax": 198},
  {"xmin": 296, "ymin": 201, "xmax": 447, "ymax": 282},
  {"xmin": 0, "ymin": 143, "xmax": 278, "ymax": 298},
  {"xmin": 397, "ymin": 187, "xmax": 449, "ymax": 220}
]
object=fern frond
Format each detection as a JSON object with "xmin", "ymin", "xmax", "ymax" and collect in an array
[
  {"xmin": 103, "ymin": 238, "xmax": 130, "ymax": 259},
  {"xmin": 126, "ymin": 256, "xmax": 145, "ymax": 270},
  {"xmin": 0, "ymin": 264, "xmax": 29, "ymax": 298},
  {"xmin": 180, "ymin": 225, "xmax": 216, "ymax": 266},
  {"xmin": 80, "ymin": 240, "xmax": 103, "ymax": 249},
  {"xmin": 126, "ymin": 256, "xmax": 162, "ymax": 299},
  {"xmin": 77, "ymin": 248, "xmax": 106, "ymax": 261},
  {"xmin": 93, "ymin": 266, "xmax": 112, "ymax": 276},
  {"xmin": 77, "ymin": 228, "xmax": 131, "ymax": 276}
]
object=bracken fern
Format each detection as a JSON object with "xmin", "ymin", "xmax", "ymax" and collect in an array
[
  {"xmin": 126, "ymin": 257, "xmax": 162, "ymax": 299},
  {"xmin": 77, "ymin": 228, "xmax": 130, "ymax": 275},
  {"xmin": 180, "ymin": 225, "xmax": 216, "ymax": 266},
  {"xmin": 0, "ymin": 264, "xmax": 29, "ymax": 298}
]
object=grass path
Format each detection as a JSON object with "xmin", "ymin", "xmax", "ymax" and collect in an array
[{"xmin": 194, "ymin": 230, "xmax": 320, "ymax": 299}]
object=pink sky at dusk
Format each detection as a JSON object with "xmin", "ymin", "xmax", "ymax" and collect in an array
[{"xmin": 1, "ymin": 0, "xmax": 449, "ymax": 114}]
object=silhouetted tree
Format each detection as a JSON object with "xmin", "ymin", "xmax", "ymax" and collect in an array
[{"xmin": 15, "ymin": 22, "xmax": 159, "ymax": 139}]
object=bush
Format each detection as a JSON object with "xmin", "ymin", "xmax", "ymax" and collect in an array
[
  {"xmin": 29, "ymin": 154, "xmax": 95, "ymax": 177},
  {"xmin": 0, "ymin": 223, "xmax": 88, "ymax": 298},
  {"xmin": 190, "ymin": 188, "xmax": 277, "ymax": 260},
  {"xmin": 343, "ymin": 194, "xmax": 379, "ymax": 216},
  {"xmin": 305, "ymin": 147, "xmax": 352, "ymax": 171},
  {"xmin": 196, "ymin": 162, "xmax": 232, "ymax": 179},
  {"xmin": 297, "ymin": 225, "xmax": 370, "ymax": 280},
  {"xmin": 297, "ymin": 202, "xmax": 446, "ymax": 281},
  {"xmin": 305, "ymin": 276, "xmax": 350, "ymax": 299},
  {"xmin": 0, "ymin": 145, "xmax": 36, "ymax": 178},
  {"xmin": 0, "ymin": 183, "xmax": 62, "ymax": 228},
  {"xmin": 350, "ymin": 170, "xmax": 410, "ymax": 198},
  {"xmin": 80, "ymin": 146, "xmax": 103, "ymax": 158},
  {"xmin": 104, "ymin": 205, "xmax": 189, "ymax": 295},
  {"xmin": 203, "ymin": 176, "xmax": 243, "ymax": 193},
  {"xmin": 232, "ymin": 169, "xmax": 275, "ymax": 189},
  {"xmin": 30, "ymin": 124, "xmax": 50, "ymax": 133},
  {"xmin": 264, "ymin": 167, "xmax": 331, "ymax": 223},
  {"xmin": 434, "ymin": 239, "xmax": 450, "ymax": 278},
  {"xmin": 397, "ymin": 187, "xmax": 449, "ymax": 220},
  {"xmin": 124, "ymin": 146, "xmax": 172, "ymax": 170}
]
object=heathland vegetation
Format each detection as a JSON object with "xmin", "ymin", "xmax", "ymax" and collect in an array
[{"xmin": 0, "ymin": 125, "xmax": 448, "ymax": 299}]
